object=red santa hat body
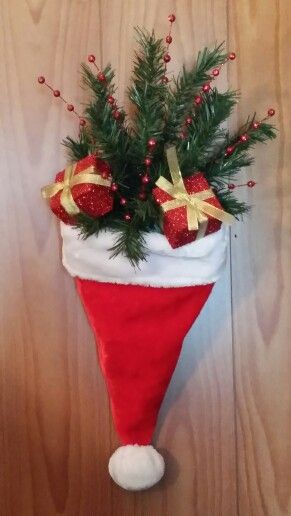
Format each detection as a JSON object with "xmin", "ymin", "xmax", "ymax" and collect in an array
[{"xmin": 61, "ymin": 223, "xmax": 228, "ymax": 490}]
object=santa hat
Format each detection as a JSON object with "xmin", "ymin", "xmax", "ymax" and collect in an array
[{"xmin": 61, "ymin": 223, "xmax": 228, "ymax": 490}]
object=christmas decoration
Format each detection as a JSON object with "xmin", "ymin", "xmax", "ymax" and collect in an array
[
  {"xmin": 39, "ymin": 14, "xmax": 276, "ymax": 491},
  {"xmin": 41, "ymin": 155, "xmax": 113, "ymax": 224},
  {"xmin": 153, "ymin": 147, "xmax": 234, "ymax": 248}
]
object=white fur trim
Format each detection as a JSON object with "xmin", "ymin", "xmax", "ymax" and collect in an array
[
  {"xmin": 108, "ymin": 445, "xmax": 165, "ymax": 491},
  {"xmin": 61, "ymin": 223, "xmax": 228, "ymax": 287}
]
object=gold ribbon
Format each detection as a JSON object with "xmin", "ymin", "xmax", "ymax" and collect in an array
[
  {"xmin": 155, "ymin": 147, "xmax": 234, "ymax": 231},
  {"xmin": 41, "ymin": 163, "xmax": 111, "ymax": 216}
]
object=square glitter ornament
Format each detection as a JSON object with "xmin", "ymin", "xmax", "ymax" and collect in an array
[
  {"xmin": 152, "ymin": 172, "xmax": 222, "ymax": 249},
  {"xmin": 49, "ymin": 155, "xmax": 113, "ymax": 224}
]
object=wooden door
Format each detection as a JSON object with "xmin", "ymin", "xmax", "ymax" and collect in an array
[{"xmin": 0, "ymin": 1, "xmax": 290, "ymax": 515}]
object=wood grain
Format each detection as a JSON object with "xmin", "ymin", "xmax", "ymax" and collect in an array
[
  {"xmin": 0, "ymin": 1, "xmax": 289, "ymax": 515},
  {"xmin": 229, "ymin": 2, "xmax": 291, "ymax": 515}
]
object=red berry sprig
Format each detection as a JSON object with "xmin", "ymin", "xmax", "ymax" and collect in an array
[
  {"xmin": 195, "ymin": 51, "xmax": 237, "ymax": 106},
  {"xmin": 37, "ymin": 76, "xmax": 86, "ymax": 127},
  {"xmin": 111, "ymin": 182, "xmax": 118, "ymax": 192},
  {"xmin": 87, "ymin": 54, "xmax": 99, "ymax": 73},
  {"xmin": 105, "ymin": 93, "xmax": 124, "ymax": 122},
  {"xmin": 147, "ymin": 138, "xmax": 157, "ymax": 149},
  {"xmin": 87, "ymin": 57, "xmax": 123, "ymax": 123},
  {"xmin": 87, "ymin": 54, "xmax": 108, "ymax": 83},
  {"xmin": 178, "ymin": 51, "xmax": 237, "ymax": 141},
  {"xmin": 224, "ymin": 108, "xmax": 276, "ymax": 157},
  {"xmin": 210, "ymin": 52, "xmax": 236, "ymax": 79},
  {"xmin": 228, "ymin": 180, "xmax": 256, "ymax": 190},
  {"xmin": 139, "ymin": 139, "xmax": 157, "ymax": 198},
  {"xmin": 161, "ymin": 14, "xmax": 176, "ymax": 83},
  {"xmin": 111, "ymin": 182, "xmax": 132, "ymax": 219}
]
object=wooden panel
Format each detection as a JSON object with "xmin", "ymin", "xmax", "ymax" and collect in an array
[
  {"xmin": 0, "ymin": 1, "xmax": 235, "ymax": 514},
  {"xmin": 229, "ymin": 2, "xmax": 291, "ymax": 515},
  {"xmin": 0, "ymin": 1, "xmax": 236, "ymax": 514},
  {"xmin": 1, "ymin": 0, "xmax": 290, "ymax": 515}
]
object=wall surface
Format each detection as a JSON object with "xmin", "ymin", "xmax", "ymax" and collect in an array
[{"xmin": 0, "ymin": 1, "xmax": 290, "ymax": 515}]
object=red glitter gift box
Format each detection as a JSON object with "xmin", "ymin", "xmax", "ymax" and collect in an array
[
  {"xmin": 152, "ymin": 172, "xmax": 224, "ymax": 249},
  {"xmin": 42, "ymin": 155, "xmax": 113, "ymax": 224}
]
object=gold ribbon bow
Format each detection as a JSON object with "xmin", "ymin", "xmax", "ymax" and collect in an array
[
  {"xmin": 155, "ymin": 147, "xmax": 234, "ymax": 231},
  {"xmin": 41, "ymin": 163, "xmax": 111, "ymax": 216}
]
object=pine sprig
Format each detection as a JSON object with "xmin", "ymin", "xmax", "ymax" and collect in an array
[
  {"xmin": 127, "ymin": 29, "xmax": 168, "ymax": 164},
  {"xmin": 109, "ymin": 219, "xmax": 149, "ymax": 267},
  {"xmin": 165, "ymin": 44, "xmax": 228, "ymax": 141},
  {"xmin": 205, "ymin": 118, "xmax": 276, "ymax": 188},
  {"xmin": 81, "ymin": 64, "xmax": 130, "ymax": 170},
  {"xmin": 75, "ymin": 212, "xmax": 102, "ymax": 237},
  {"xmin": 179, "ymin": 88, "xmax": 239, "ymax": 173},
  {"xmin": 62, "ymin": 130, "xmax": 92, "ymax": 161},
  {"xmin": 218, "ymin": 190, "xmax": 249, "ymax": 217}
]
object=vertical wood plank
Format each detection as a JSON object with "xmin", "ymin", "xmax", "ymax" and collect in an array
[
  {"xmin": 1, "ymin": 1, "xmax": 236, "ymax": 514},
  {"xmin": 229, "ymin": 1, "xmax": 291, "ymax": 514}
]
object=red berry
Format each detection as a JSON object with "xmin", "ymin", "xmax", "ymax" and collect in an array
[
  {"xmin": 120, "ymin": 197, "xmax": 127, "ymax": 206},
  {"xmin": 141, "ymin": 175, "xmax": 150, "ymax": 184},
  {"xmin": 268, "ymin": 108, "xmax": 275, "ymax": 117},
  {"xmin": 138, "ymin": 192, "xmax": 147, "ymax": 201},
  {"xmin": 38, "ymin": 76, "xmax": 45, "ymax": 84},
  {"xmin": 113, "ymin": 110, "xmax": 121, "ymax": 120},
  {"xmin": 144, "ymin": 157, "xmax": 152, "ymax": 166},
  {"xmin": 111, "ymin": 183, "xmax": 118, "ymax": 192},
  {"xmin": 163, "ymin": 53, "xmax": 171, "ymax": 63},
  {"xmin": 166, "ymin": 35, "xmax": 173, "ymax": 44},
  {"xmin": 179, "ymin": 131, "xmax": 187, "ymax": 140},
  {"xmin": 247, "ymin": 180, "xmax": 256, "ymax": 188},
  {"xmin": 67, "ymin": 104, "xmax": 74, "ymax": 112},
  {"xmin": 147, "ymin": 138, "xmax": 157, "ymax": 149},
  {"xmin": 53, "ymin": 90, "xmax": 60, "ymax": 97},
  {"xmin": 97, "ymin": 72, "xmax": 106, "ymax": 82},
  {"xmin": 79, "ymin": 118, "xmax": 86, "ymax": 126},
  {"xmin": 225, "ymin": 145, "xmax": 235, "ymax": 156},
  {"xmin": 194, "ymin": 95, "xmax": 203, "ymax": 105},
  {"xmin": 240, "ymin": 133, "xmax": 249, "ymax": 143},
  {"xmin": 88, "ymin": 54, "xmax": 96, "ymax": 63},
  {"xmin": 228, "ymin": 52, "xmax": 236, "ymax": 60},
  {"xmin": 212, "ymin": 68, "xmax": 220, "ymax": 77},
  {"xmin": 202, "ymin": 83, "xmax": 211, "ymax": 93},
  {"xmin": 161, "ymin": 75, "xmax": 169, "ymax": 84},
  {"xmin": 107, "ymin": 95, "xmax": 115, "ymax": 105},
  {"xmin": 252, "ymin": 121, "xmax": 260, "ymax": 129},
  {"xmin": 228, "ymin": 183, "xmax": 236, "ymax": 190},
  {"xmin": 185, "ymin": 116, "xmax": 192, "ymax": 126},
  {"xmin": 124, "ymin": 213, "xmax": 132, "ymax": 221},
  {"xmin": 168, "ymin": 14, "xmax": 176, "ymax": 23}
]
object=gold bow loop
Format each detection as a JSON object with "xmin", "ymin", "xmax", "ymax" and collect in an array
[
  {"xmin": 41, "ymin": 163, "xmax": 111, "ymax": 216},
  {"xmin": 155, "ymin": 147, "xmax": 234, "ymax": 231}
]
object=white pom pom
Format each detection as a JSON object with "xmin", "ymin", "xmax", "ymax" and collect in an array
[{"xmin": 108, "ymin": 445, "xmax": 165, "ymax": 491}]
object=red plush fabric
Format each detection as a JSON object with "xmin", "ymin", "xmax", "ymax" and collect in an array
[{"xmin": 76, "ymin": 279, "xmax": 214, "ymax": 445}]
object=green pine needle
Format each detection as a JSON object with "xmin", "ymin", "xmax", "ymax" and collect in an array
[
  {"xmin": 109, "ymin": 220, "xmax": 149, "ymax": 267},
  {"xmin": 165, "ymin": 43, "xmax": 228, "ymax": 141}
]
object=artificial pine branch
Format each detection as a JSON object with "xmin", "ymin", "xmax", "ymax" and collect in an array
[
  {"xmin": 217, "ymin": 190, "xmax": 249, "ymax": 217},
  {"xmin": 205, "ymin": 118, "xmax": 276, "ymax": 186},
  {"xmin": 165, "ymin": 44, "xmax": 228, "ymax": 141},
  {"xmin": 75, "ymin": 212, "xmax": 101, "ymax": 237},
  {"xmin": 127, "ymin": 29, "xmax": 168, "ymax": 165},
  {"xmin": 178, "ymin": 88, "xmax": 239, "ymax": 173},
  {"xmin": 62, "ymin": 129, "xmax": 92, "ymax": 161},
  {"xmin": 81, "ymin": 63, "xmax": 130, "ymax": 171},
  {"xmin": 109, "ymin": 218, "xmax": 149, "ymax": 266}
]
